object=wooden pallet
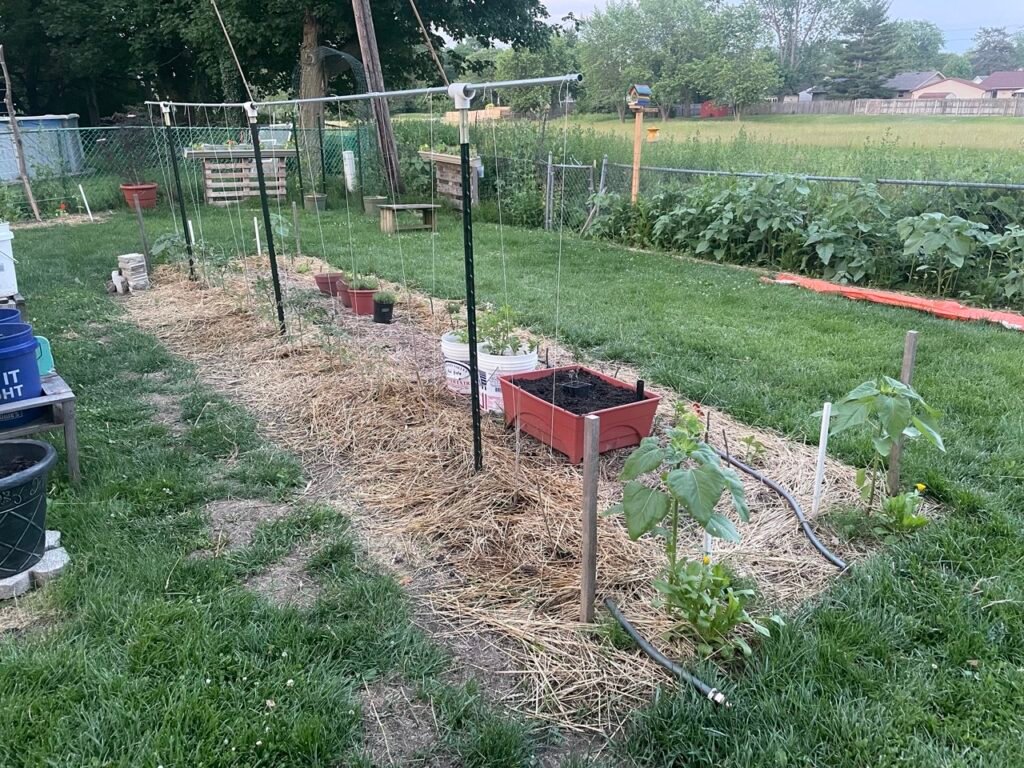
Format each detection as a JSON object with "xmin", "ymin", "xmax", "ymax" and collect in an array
[
  {"xmin": 418, "ymin": 151, "xmax": 481, "ymax": 211},
  {"xmin": 185, "ymin": 147, "xmax": 297, "ymax": 206}
]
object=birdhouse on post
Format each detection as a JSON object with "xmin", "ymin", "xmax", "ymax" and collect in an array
[
  {"xmin": 627, "ymin": 84, "xmax": 652, "ymax": 111},
  {"xmin": 626, "ymin": 85, "xmax": 653, "ymax": 203}
]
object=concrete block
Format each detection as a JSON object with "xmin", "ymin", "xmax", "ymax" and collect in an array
[
  {"xmin": 45, "ymin": 530, "xmax": 61, "ymax": 551},
  {"xmin": 30, "ymin": 547, "xmax": 69, "ymax": 586},
  {"xmin": 0, "ymin": 570, "xmax": 31, "ymax": 600}
]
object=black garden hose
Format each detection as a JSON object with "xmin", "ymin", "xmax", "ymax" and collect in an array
[
  {"xmin": 713, "ymin": 448, "xmax": 848, "ymax": 571},
  {"xmin": 603, "ymin": 598, "xmax": 731, "ymax": 707}
]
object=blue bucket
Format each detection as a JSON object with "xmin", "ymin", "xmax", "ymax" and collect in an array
[
  {"xmin": 0, "ymin": 309, "xmax": 21, "ymax": 324},
  {"xmin": 0, "ymin": 322, "xmax": 33, "ymax": 350},
  {"xmin": 0, "ymin": 335, "xmax": 42, "ymax": 427}
]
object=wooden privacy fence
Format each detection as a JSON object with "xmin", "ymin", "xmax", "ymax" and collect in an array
[{"xmin": 750, "ymin": 98, "xmax": 1024, "ymax": 118}]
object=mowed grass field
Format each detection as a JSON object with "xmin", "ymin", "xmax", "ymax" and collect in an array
[{"xmin": 575, "ymin": 113, "xmax": 1024, "ymax": 151}]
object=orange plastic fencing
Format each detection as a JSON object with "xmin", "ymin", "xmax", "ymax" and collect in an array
[{"xmin": 772, "ymin": 273, "xmax": 1024, "ymax": 333}]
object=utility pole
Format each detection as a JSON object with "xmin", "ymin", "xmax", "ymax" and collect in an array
[
  {"xmin": 0, "ymin": 45, "xmax": 41, "ymax": 222},
  {"xmin": 351, "ymin": 0, "xmax": 403, "ymax": 195}
]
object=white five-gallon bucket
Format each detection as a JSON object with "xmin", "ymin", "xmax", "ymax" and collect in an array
[
  {"xmin": 342, "ymin": 150, "xmax": 357, "ymax": 192},
  {"xmin": 441, "ymin": 332, "xmax": 472, "ymax": 395},
  {"xmin": 478, "ymin": 348, "xmax": 538, "ymax": 412},
  {"xmin": 0, "ymin": 223, "xmax": 17, "ymax": 297}
]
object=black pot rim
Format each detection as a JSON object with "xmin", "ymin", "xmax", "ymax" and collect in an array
[{"xmin": 0, "ymin": 440, "xmax": 58, "ymax": 489}]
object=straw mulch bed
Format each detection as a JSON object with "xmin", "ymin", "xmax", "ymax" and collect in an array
[{"xmin": 126, "ymin": 256, "xmax": 864, "ymax": 732}]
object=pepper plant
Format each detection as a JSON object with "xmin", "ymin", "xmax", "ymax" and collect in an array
[
  {"xmin": 829, "ymin": 377, "xmax": 945, "ymax": 508},
  {"xmin": 609, "ymin": 406, "xmax": 780, "ymax": 657}
]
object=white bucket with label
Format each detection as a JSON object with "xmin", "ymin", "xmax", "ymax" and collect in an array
[
  {"xmin": 478, "ymin": 347, "xmax": 538, "ymax": 412},
  {"xmin": 0, "ymin": 223, "xmax": 17, "ymax": 297},
  {"xmin": 441, "ymin": 332, "xmax": 472, "ymax": 395},
  {"xmin": 342, "ymin": 150, "xmax": 357, "ymax": 191}
]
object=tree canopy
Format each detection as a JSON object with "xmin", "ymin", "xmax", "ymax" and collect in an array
[
  {"xmin": 830, "ymin": 0, "xmax": 898, "ymax": 99},
  {"xmin": 0, "ymin": 0, "xmax": 549, "ymax": 123}
]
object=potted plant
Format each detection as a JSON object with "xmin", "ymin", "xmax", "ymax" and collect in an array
[
  {"xmin": 0, "ymin": 440, "xmax": 57, "ymax": 579},
  {"xmin": 476, "ymin": 305, "xmax": 538, "ymax": 412},
  {"xmin": 313, "ymin": 271, "xmax": 350, "ymax": 306},
  {"xmin": 499, "ymin": 365, "xmax": 661, "ymax": 463},
  {"xmin": 348, "ymin": 276, "xmax": 379, "ymax": 316},
  {"xmin": 373, "ymin": 291, "xmax": 396, "ymax": 324},
  {"xmin": 441, "ymin": 302, "xmax": 473, "ymax": 396}
]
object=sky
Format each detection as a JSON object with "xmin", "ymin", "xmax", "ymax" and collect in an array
[{"xmin": 544, "ymin": 0, "xmax": 1024, "ymax": 53}]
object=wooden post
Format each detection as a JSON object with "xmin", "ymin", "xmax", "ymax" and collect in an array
[
  {"xmin": 580, "ymin": 414, "xmax": 600, "ymax": 623},
  {"xmin": 0, "ymin": 45, "xmax": 41, "ymax": 221},
  {"xmin": 544, "ymin": 152, "xmax": 554, "ymax": 230},
  {"xmin": 133, "ymin": 194, "xmax": 151, "ymax": 274},
  {"xmin": 352, "ymin": 0, "xmax": 403, "ymax": 194},
  {"xmin": 292, "ymin": 200, "xmax": 301, "ymax": 256},
  {"xmin": 887, "ymin": 331, "xmax": 919, "ymax": 495},
  {"xmin": 630, "ymin": 108, "xmax": 644, "ymax": 204}
]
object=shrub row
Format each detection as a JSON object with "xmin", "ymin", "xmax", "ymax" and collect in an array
[{"xmin": 589, "ymin": 175, "xmax": 1024, "ymax": 310}]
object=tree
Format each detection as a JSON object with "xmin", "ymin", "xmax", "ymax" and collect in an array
[
  {"xmin": 892, "ymin": 20, "xmax": 944, "ymax": 72},
  {"xmin": 577, "ymin": 1, "xmax": 645, "ymax": 120},
  {"xmin": 754, "ymin": 0, "xmax": 853, "ymax": 91},
  {"xmin": 830, "ymin": 0, "xmax": 898, "ymax": 99},
  {"xmin": 0, "ymin": 0, "xmax": 551, "ymax": 121},
  {"xmin": 969, "ymin": 27, "xmax": 1020, "ymax": 75},
  {"xmin": 934, "ymin": 52, "xmax": 973, "ymax": 80},
  {"xmin": 494, "ymin": 31, "xmax": 580, "ymax": 117},
  {"xmin": 683, "ymin": 3, "xmax": 781, "ymax": 117}
]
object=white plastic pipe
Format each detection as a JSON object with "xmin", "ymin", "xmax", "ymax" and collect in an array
[
  {"xmin": 253, "ymin": 216, "xmax": 261, "ymax": 255},
  {"xmin": 187, "ymin": 219, "xmax": 197, "ymax": 247},
  {"xmin": 77, "ymin": 184, "xmax": 94, "ymax": 221},
  {"xmin": 811, "ymin": 402, "xmax": 832, "ymax": 518}
]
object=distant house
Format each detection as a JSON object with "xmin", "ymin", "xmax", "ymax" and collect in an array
[
  {"xmin": 911, "ymin": 78, "xmax": 987, "ymax": 99},
  {"xmin": 883, "ymin": 71, "xmax": 944, "ymax": 98},
  {"xmin": 978, "ymin": 71, "xmax": 1024, "ymax": 98},
  {"xmin": 798, "ymin": 85, "xmax": 832, "ymax": 102}
]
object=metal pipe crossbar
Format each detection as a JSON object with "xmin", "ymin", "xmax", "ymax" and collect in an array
[{"xmin": 146, "ymin": 74, "xmax": 582, "ymax": 111}]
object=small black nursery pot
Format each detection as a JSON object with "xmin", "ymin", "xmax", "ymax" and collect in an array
[{"xmin": 373, "ymin": 291, "xmax": 396, "ymax": 324}]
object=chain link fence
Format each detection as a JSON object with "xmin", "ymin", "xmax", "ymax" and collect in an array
[{"xmin": 0, "ymin": 124, "xmax": 367, "ymax": 220}]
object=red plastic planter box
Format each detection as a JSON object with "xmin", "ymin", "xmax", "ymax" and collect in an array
[{"xmin": 498, "ymin": 365, "xmax": 661, "ymax": 463}]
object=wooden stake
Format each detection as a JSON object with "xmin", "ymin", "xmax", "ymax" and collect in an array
[
  {"xmin": 133, "ymin": 194, "xmax": 151, "ymax": 274},
  {"xmin": 352, "ymin": 0, "xmax": 403, "ymax": 194},
  {"xmin": 580, "ymin": 414, "xmax": 600, "ymax": 623},
  {"xmin": 887, "ymin": 330, "xmax": 919, "ymax": 495},
  {"xmin": 630, "ymin": 109, "xmax": 644, "ymax": 204},
  {"xmin": 0, "ymin": 45, "xmax": 41, "ymax": 221}
]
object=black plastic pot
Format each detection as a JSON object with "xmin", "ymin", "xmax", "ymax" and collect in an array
[
  {"xmin": 0, "ymin": 440, "xmax": 57, "ymax": 578},
  {"xmin": 373, "ymin": 301, "xmax": 394, "ymax": 324},
  {"xmin": 559, "ymin": 381, "xmax": 593, "ymax": 398}
]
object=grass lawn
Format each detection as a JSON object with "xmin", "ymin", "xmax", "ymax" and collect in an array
[
  {"xmin": 4, "ymin": 205, "xmax": 1024, "ymax": 766},
  {"xmin": 0, "ymin": 215, "xmax": 547, "ymax": 766},
  {"xmin": 573, "ymin": 113, "xmax": 1024, "ymax": 151}
]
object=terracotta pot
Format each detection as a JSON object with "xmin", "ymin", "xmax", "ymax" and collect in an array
[
  {"xmin": 498, "ymin": 365, "xmax": 660, "ymax": 464},
  {"xmin": 313, "ymin": 272, "xmax": 347, "ymax": 301},
  {"xmin": 350, "ymin": 288, "xmax": 376, "ymax": 316},
  {"xmin": 120, "ymin": 182, "xmax": 158, "ymax": 209}
]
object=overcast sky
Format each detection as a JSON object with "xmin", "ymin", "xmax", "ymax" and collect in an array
[{"xmin": 545, "ymin": 0, "xmax": 1024, "ymax": 53}]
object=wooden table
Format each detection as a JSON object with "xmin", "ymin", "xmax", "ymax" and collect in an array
[
  {"xmin": 378, "ymin": 204, "xmax": 440, "ymax": 234},
  {"xmin": 0, "ymin": 372, "xmax": 79, "ymax": 484}
]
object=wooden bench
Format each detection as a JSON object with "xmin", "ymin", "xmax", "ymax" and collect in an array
[
  {"xmin": 378, "ymin": 204, "xmax": 440, "ymax": 235},
  {"xmin": 0, "ymin": 372, "xmax": 79, "ymax": 485}
]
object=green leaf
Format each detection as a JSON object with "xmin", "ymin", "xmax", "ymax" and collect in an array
[
  {"xmin": 705, "ymin": 512, "xmax": 740, "ymax": 543},
  {"xmin": 619, "ymin": 438, "xmax": 667, "ymax": 481},
  {"xmin": 666, "ymin": 465, "xmax": 726, "ymax": 526},
  {"xmin": 830, "ymin": 402, "xmax": 868, "ymax": 436},
  {"xmin": 911, "ymin": 412, "xmax": 946, "ymax": 452},
  {"xmin": 877, "ymin": 394, "xmax": 911, "ymax": 441},
  {"xmin": 620, "ymin": 481, "xmax": 671, "ymax": 541}
]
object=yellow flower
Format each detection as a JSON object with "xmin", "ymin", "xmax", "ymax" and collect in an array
[
  {"xmin": 915, "ymin": 483, "xmax": 927, "ymax": 492},
  {"xmin": 702, "ymin": 555, "xmax": 711, "ymax": 565}
]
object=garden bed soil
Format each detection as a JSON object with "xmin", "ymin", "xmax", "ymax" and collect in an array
[
  {"xmin": 511, "ymin": 369, "xmax": 638, "ymax": 415},
  {"xmin": 126, "ymin": 254, "xmax": 865, "ymax": 731},
  {"xmin": 0, "ymin": 456, "xmax": 36, "ymax": 480}
]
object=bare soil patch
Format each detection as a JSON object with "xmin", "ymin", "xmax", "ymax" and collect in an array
[
  {"xmin": 202, "ymin": 498, "xmax": 292, "ymax": 554},
  {"xmin": 244, "ymin": 540, "xmax": 322, "ymax": 608}
]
